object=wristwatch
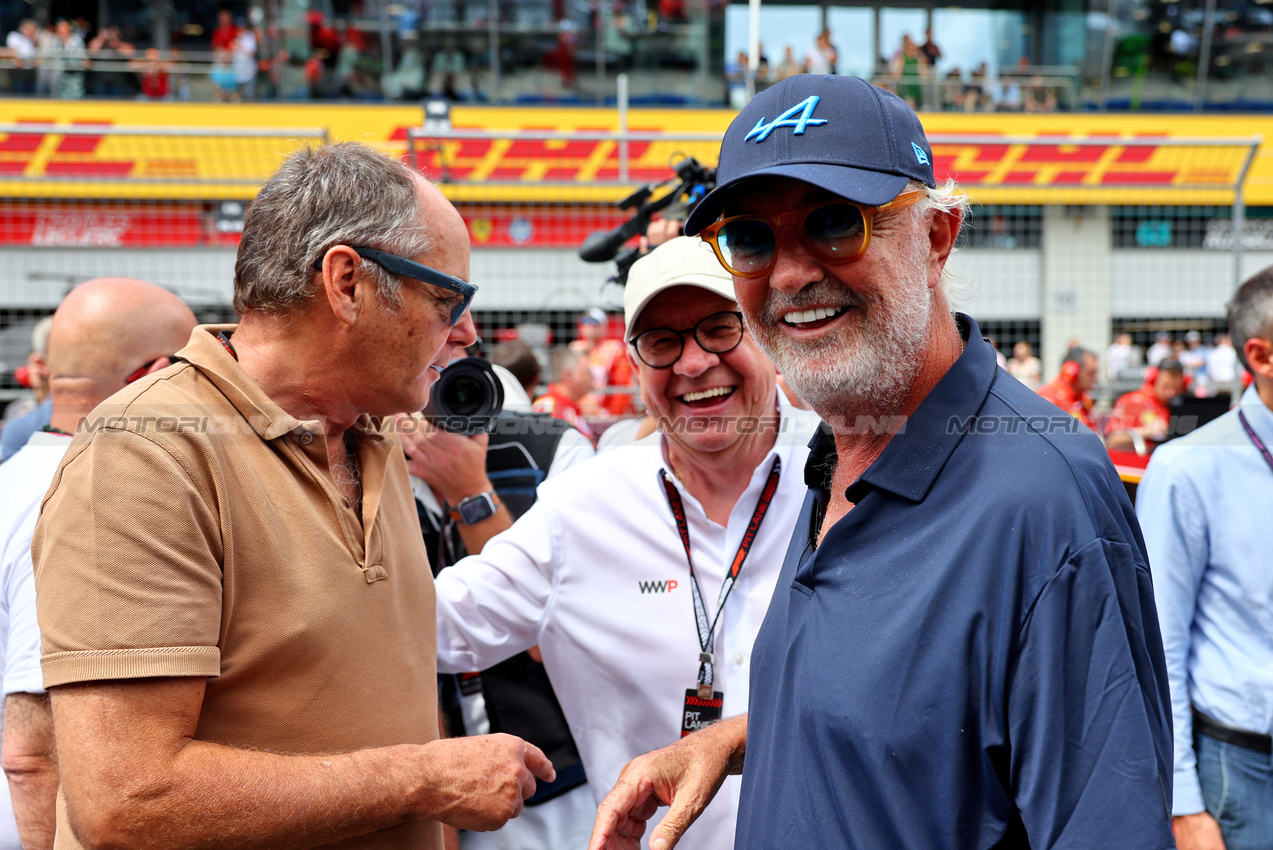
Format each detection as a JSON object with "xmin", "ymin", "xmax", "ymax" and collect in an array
[{"xmin": 449, "ymin": 491, "xmax": 501, "ymax": 525}]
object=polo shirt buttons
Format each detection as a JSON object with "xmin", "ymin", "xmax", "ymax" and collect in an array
[
  {"xmin": 734, "ymin": 653, "xmax": 744, "ymax": 665},
  {"xmin": 299, "ymin": 432, "xmax": 314, "ymax": 445}
]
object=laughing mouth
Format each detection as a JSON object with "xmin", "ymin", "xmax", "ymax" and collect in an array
[
  {"xmin": 782, "ymin": 305, "xmax": 848, "ymax": 327},
  {"xmin": 679, "ymin": 386, "xmax": 735, "ymax": 404}
]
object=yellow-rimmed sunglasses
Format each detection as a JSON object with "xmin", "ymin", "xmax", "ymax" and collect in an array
[{"xmin": 698, "ymin": 190, "xmax": 926, "ymax": 278}]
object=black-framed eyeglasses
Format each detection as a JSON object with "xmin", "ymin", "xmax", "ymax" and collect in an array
[
  {"xmin": 628, "ymin": 311, "xmax": 744, "ymax": 369},
  {"xmin": 313, "ymin": 246, "xmax": 477, "ymax": 326}
]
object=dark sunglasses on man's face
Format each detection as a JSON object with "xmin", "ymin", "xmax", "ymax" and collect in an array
[
  {"xmin": 312, "ymin": 246, "xmax": 477, "ymax": 327},
  {"xmin": 698, "ymin": 190, "xmax": 926, "ymax": 278}
]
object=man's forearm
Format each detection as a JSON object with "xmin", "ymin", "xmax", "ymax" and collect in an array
[
  {"xmin": 3, "ymin": 692, "xmax": 57, "ymax": 850},
  {"xmin": 715, "ymin": 714, "xmax": 748, "ymax": 775},
  {"xmin": 52, "ymin": 679, "xmax": 551, "ymax": 850},
  {"xmin": 452, "ymin": 502, "xmax": 513, "ymax": 555}
]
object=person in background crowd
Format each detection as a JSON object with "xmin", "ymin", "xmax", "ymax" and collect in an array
[
  {"xmin": 436, "ymin": 235, "xmax": 821, "ymax": 850},
  {"xmin": 804, "ymin": 28, "xmax": 836, "ymax": 76},
  {"xmin": 1206, "ymin": 333, "xmax": 1238, "ymax": 393},
  {"xmin": 570, "ymin": 308, "xmax": 636, "ymax": 417},
  {"xmin": 232, "ymin": 20, "xmax": 257, "ymax": 100},
  {"xmin": 1137, "ymin": 267, "xmax": 1273, "ymax": 850},
  {"xmin": 86, "ymin": 25, "xmax": 135, "ymax": 96},
  {"xmin": 1147, "ymin": 331, "xmax": 1174, "ymax": 368},
  {"xmin": 0, "ymin": 277, "xmax": 197, "ymax": 850},
  {"xmin": 40, "ymin": 19, "xmax": 88, "ymax": 99},
  {"xmin": 1179, "ymin": 329, "xmax": 1207, "ymax": 387},
  {"xmin": 920, "ymin": 27, "xmax": 941, "ymax": 67},
  {"xmin": 210, "ymin": 46, "xmax": 238, "ymax": 100},
  {"xmin": 533, "ymin": 348, "xmax": 595, "ymax": 441},
  {"xmin": 210, "ymin": 8, "xmax": 239, "ymax": 51},
  {"xmin": 1105, "ymin": 358, "xmax": 1187, "ymax": 452},
  {"xmin": 1, "ymin": 317, "xmax": 54, "ymax": 463},
  {"xmin": 890, "ymin": 34, "xmax": 924, "ymax": 108},
  {"xmin": 1106, "ymin": 332, "xmax": 1136, "ymax": 381},
  {"xmin": 775, "ymin": 45, "xmax": 802, "ymax": 81},
  {"xmin": 491, "ymin": 340, "xmax": 543, "ymax": 402},
  {"xmin": 1036, "ymin": 346, "xmax": 1099, "ymax": 430},
  {"xmin": 919, "ymin": 28, "xmax": 942, "ymax": 108},
  {"xmin": 31, "ymin": 142, "xmax": 552, "ymax": 850},
  {"xmin": 131, "ymin": 47, "xmax": 173, "ymax": 99},
  {"xmin": 3, "ymin": 20, "xmax": 39, "ymax": 95},
  {"xmin": 592, "ymin": 74, "xmax": 1172, "ymax": 850},
  {"xmin": 1006, "ymin": 339, "xmax": 1042, "ymax": 388}
]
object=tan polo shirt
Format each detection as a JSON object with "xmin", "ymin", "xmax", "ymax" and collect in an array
[{"xmin": 33, "ymin": 325, "xmax": 441, "ymax": 850}]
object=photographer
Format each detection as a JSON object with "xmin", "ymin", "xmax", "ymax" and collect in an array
[{"xmin": 399, "ymin": 353, "xmax": 597, "ymax": 850}]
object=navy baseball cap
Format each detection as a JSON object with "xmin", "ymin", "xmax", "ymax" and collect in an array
[{"xmin": 684, "ymin": 75, "xmax": 936, "ymax": 236}]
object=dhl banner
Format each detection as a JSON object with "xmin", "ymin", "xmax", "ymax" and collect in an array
[{"xmin": 1, "ymin": 99, "xmax": 1271, "ymax": 206}]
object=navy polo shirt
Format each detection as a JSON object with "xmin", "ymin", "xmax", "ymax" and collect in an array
[{"xmin": 736, "ymin": 315, "xmax": 1174, "ymax": 849}]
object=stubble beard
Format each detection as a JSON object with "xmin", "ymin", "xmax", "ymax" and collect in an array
[{"xmin": 745, "ymin": 250, "xmax": 934, "ymax": 421}]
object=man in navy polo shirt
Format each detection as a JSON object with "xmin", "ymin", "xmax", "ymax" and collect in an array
[{"xmin": 590, "ymin": 75, "xmax": 1173, "ymax": 850}]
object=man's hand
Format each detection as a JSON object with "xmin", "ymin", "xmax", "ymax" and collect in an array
[
  {"xmin": 418, "ymin": 733, "xmax": 556, "ymax": 832},
  {"xmin": 396, "ymin": 413, "xmax": 491, "ymax": 504},
  {"xmin": 639, "ymin": 218, "xmax": 683, "ymax": 253},
  {"xmin": 1173, "ymin": 812, "xmax": 1226, "ymax": 850},
  {"xmin": 589, "ymin": 715, "xmax": 746, "ymax": 850}
]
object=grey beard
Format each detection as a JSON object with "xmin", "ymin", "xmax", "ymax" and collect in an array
[{"xmin": 747, "ymin": 272, "xmax": 933, "ymax": 424}]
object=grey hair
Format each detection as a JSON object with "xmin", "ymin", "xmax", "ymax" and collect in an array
[
  {"xmin": 1226, "ymin": 266, "xmax": 1273, "ymax": 372},
  {"xmin": 234, "ymin": 142, "xmax": 433, "ymax": 316},
  {"xmin": 31, "ymin": 315, "xmax": 53, "ymax": 357},
  {"xmin": 908, "ymin": 177, "xmax": 974, "ymax": 309}
]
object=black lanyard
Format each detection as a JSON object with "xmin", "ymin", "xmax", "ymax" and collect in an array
[
  {"xmin": 1238, "ymin": 409, "xmax": 1273, "ymax": 475},
  {"xmin": 659, "ymin": 456, "xmax": 781, "ymax": 699}
]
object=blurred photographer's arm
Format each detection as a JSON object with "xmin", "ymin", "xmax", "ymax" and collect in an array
[{"xmin": 396, "ymin": 413, "xmax": 513, "ymax": 553}]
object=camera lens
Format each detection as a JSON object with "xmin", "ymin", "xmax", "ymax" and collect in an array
[
  {"xmin": 423, "ymin": 357, "xmax": 505, "ymax": 435},
  {"xmin": 444, "ymin": 375, "xmax": 484, "ymax": 417}
]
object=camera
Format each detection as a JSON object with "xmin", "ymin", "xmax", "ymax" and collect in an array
[{"xmin": 423, "ymin": 357, "xmax": 505, "ymax": 435}]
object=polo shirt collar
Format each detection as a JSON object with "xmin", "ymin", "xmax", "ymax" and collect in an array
[
  {"xmin": 804, "ymin": 313, "xmax": 995, "ymax": 504},
  {"xmin": 176, "ymin": 324, "xmax": 383, "ymax": 444}
]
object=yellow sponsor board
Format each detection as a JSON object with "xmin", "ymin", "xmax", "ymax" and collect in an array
[{"xmin": 0, "ymin": 99, "xmax": 1268, "ymax": 205}]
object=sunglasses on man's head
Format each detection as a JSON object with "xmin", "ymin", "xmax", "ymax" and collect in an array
[
  {"xmin": 312, "ymin": 246, "xmax": 477, "ymax": 327},
  {"xmin": 698, "ymin": 190, "xmax": 926, "ymax": 278}
]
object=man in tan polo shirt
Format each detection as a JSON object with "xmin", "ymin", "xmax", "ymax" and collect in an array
[{"xmin": 31, "ymin": 142, "xmax": 553, "ymax": 850}]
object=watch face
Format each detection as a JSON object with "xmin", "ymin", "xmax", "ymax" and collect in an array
[{"xmin": 459, "ymin": 493, "xmax": 496, "ymax": 524}]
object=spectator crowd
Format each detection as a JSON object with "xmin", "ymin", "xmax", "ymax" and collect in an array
[{"xmin": 728, "ymin": 26, "xmax": 1066, "ymax": 113}]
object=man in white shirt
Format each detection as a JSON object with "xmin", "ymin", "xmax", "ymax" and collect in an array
[
  {"xmin": 435, "ymin": 236, "xmax": 820, "ymax": 850},
  {"xmin": 0, "ymin": 277, "xmax": 196, "ymax": 850},
  {"xmin": 1106, "ymin": 332, "xmax": 1135, "ymax": 381},
  {"xmin": 3, "ymin": 19, "xmax": 38, "ymax": 94},
  {"xmin": 1207, "ymin": 333, "xmax": 1239, "ymax": 393}
]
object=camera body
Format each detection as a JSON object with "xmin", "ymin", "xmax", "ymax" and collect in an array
[{"xmin": 423, "ymin": 357, "xmax": 505, "ymax": 435}]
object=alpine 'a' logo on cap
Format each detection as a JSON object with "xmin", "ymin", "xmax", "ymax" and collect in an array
[
  {"xmin": 912, "ymin": 142, "xmax": 930, "ymax": 165},
  {"xmin": 743, "ymin": 96, "xmax": 828, "ymax": 143}
]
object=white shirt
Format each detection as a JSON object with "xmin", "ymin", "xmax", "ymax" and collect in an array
[
  {"xmin": 436, "ymin": 395, "xmax": 820, "ymax": 850},
  {"xmin": 1106, "ymin": 341, "xmax": 1133, "ymax": 381},
  {"xmin": 1206, "ymin": 344, "xmax": 1237, "ymax": 384},
  {"xmin": 0, "ymin": 431, "xmax": 72, "ymax": 850},
  {"xmin": 4, "ymin": 31, "xmax": 35, "ymax": 62}
]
